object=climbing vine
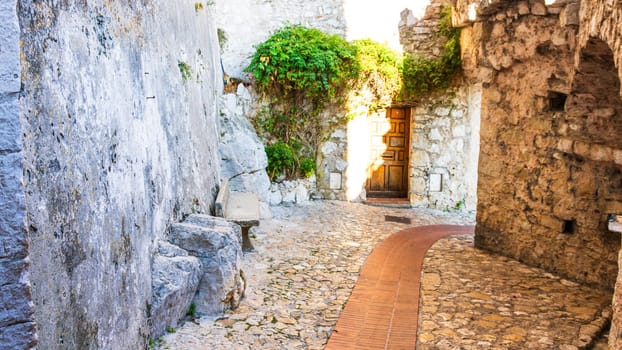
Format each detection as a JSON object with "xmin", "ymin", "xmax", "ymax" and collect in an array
[
  {"xmin": 245, "ymin": 25, "xmax": 358, "ymax": 180},
  {"xmin": 246, "ymin": 7, "xmax": 461, "ymax": 180},
  {"xmin": 401, "ymin": 6, "xmax": 461, "ymax": 99}
]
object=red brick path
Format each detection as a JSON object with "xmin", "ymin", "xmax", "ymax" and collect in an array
[{"xmin": 325, "ymin": 225, "xmax": 475, "ymax": 350}]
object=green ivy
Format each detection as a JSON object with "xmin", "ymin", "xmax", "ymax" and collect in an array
[
  {"xmin": 401, "ymin": 6, "xmax": 461, "ymax": 98},
  {"xmin": 246, "ymin": 25, "xmax": 358, "ymax": 100},
  {"xmin": 178, "ymin": 61, "xmax": 192, "ymax": 81},
  {"xmin": 247, "ymin": 9, "xmax": 461, "ymax": 180},
  {"xmin": 351, "ymin": 39, "xmax": 402, "ymax": 107}
]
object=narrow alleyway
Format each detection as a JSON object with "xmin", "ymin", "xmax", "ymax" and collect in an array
[{"xmin": 157, "ymin": 201, "xmax": 611, "ymax": 349}]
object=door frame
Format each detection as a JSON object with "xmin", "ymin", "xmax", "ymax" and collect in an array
[{"xmin": 366, "ymin": 107, "xmax": 411, "ymax": 198}]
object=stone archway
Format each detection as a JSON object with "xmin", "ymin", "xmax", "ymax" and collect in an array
[
  {"xmin": 565, "ymin": 37, "xmax": 622, "ymax": 349},
  {"xmin": 556, "ymin": 37, "xmax": 622, "ymax": 290}
]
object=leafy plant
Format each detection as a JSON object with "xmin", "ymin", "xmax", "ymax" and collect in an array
[
  {"xmin": 194, "ymin": 2, "xmax": 204, "ymax": 12},
  {"xmin": 246, "ymin": 25, "xmax": 358, "ymax": 99},
  {"xmin": 246, "ymin": 26, "xmax": 358, "ymax": 179},
  {"xmin": 401, "ymin": 6, "xmax": 461, "ymax": 99},
  {"xmin": 298, "ymin": 157, "xmax": 316, "ymax": 178},
  {"xmin": 165, "ymin": 327, "xmax": 176, "ymax": 333},
  {"xmin": 178, "ymin": 61, "xmax": 192, "ymax": 81},
  {"xmin": 186, "ymin": 303, "xmax": 197, "ymax": 318},
  {"xmin": 351, "ymin": 39, "xmax": 402, "ymax": 106},
  {"xmin": 265, "ymin": 142, "xmax": 295, "ymax": 180}
]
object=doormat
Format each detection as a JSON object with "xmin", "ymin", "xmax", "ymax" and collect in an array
[{"xmin": 385, "ymin": 215, "xmax": 412, "ymax": 224}]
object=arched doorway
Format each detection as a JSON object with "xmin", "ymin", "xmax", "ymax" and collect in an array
[{"xmin": 560, "ymin": 36, "xmax": 622, "ymax": 290}]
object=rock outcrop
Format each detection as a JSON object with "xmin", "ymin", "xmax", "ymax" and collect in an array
[
  {"xmin": 150, "ymin": 242, "xmax": 201, "ymax": 338},
  {"xmin": 168, "ymin": 215, "xmax": 245, "ymax": 316},
  {"xmin": 218, "ymin": 84, "xmax": 271, "ymax": 204}
]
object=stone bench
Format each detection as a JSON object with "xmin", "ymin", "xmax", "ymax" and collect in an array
[{"xmin": 215, "ymin": 179, "xmax": 259, "ymax": 251}]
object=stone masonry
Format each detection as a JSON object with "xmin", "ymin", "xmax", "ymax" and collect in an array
[
  {"xmin": 454, "ymin": 0, "xmax": 622, "ymax": 347},
  {"xmin": 0, "ymin": 1, "xmax": 37, "ymax": 348}
]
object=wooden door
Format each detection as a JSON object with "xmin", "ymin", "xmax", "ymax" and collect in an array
[{"xmin": 366, "ymin": 108, "xmax": 410, "ymax": 198}]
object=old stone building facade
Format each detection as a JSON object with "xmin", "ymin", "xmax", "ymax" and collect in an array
[{"xmin": 454, "ymin": 0, "xmax": 622, "ymax": 346}]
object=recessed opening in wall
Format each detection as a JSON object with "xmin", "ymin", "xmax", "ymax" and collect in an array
[
  {"xmin": 548, "ymin": 91, "xmax": 567, "ymax": 111},
  {"xmin": 609, "ymin": 214, "xmax": 622, "ymax": 233},
  {"xmin": 562, "ymin": 219, "xmax": 576, "ymax": 234}
]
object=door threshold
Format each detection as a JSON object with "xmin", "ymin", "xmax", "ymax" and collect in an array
[{"xmin": 364, "ymin": 197, "xmax": 411, "ymax": 208}]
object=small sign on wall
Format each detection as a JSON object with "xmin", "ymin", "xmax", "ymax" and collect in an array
[
  {"xmin": 330, "ymin": 172, "xmax": 342, "ymax": 190},
  {"xmin": 429, "ymin": 173, "xmax": 442, "ymax": 192}
]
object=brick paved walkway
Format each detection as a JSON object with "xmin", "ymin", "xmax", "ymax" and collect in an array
[{"xmin": 326, "ymin": 225, "xmax": 473, "ymax": 350}]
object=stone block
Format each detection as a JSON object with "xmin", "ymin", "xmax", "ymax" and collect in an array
[
  {"xmin": 531, "ymin": 2, "xmax": 547, "ymax": 15},
  {"xmin": 517, "ymin": 1, "xmax": 530, "ymax": 15},
  {"xmin": 0, "ymin": 283, "xmax": 34, "ymax": 328},
  {"xmin": 268, "ymin": 190, "xmax": 282, "ymax": 206},
  {"xmin": 0, "ymin": 96, "xmax": 21, "ymax": 152},
  {"xmin": 429, "ymin": 174, "xmax": 443, "ymax": 192},
  {"xmin": 0, "ymin": 0, "xmax": 20, "ymax": 94},
  {"xmin": 412, "ymin": 150, "xmax": 430, "ymax": 167},
  {"xmin": 150, "ymin": 241, "xmax": 202, "ymax": 337},
  {"xmin": 0, "ymin": 321, "xmax": 37, "ymax": 349},
  {"xmin": 560, "ymin": 2, "xmax": 579, "ymax": 26},
  {"xmin": 0, "ymin": 259, "xmax": 28, "ymax": 287},
  {"xmin": 329, "ymin": 172, "xmax": 342, "ymax": 190},
  {"xmin": 295, "ymin": 185, "xmax": 308, "ymax": 203},
  {"xmin": 168, "ymin": 217, "xmax": 244, "ymax": 316}
]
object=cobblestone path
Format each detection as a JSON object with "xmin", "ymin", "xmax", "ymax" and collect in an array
[
  {"xmin": 157, "ymin": 201, "xmax": 612, "ymax": 349},
  {"xmin": 157, "ymin": 201, "xmax": 472, "ymax": 349}
]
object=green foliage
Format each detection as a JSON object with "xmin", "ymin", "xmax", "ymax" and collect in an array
[
  {"xmin": 400, "ymin": 6, "xmax": 461, "ymax": 99},
  {"xmin": 165, "ymin": 327, "xmax": 176, "ymax": 334},
  {"xmin": 246, "ymin": 25, "xmax": 359, "ymax": 180},
  {"xmin": 246, "ymin": 25, "xmax": 358, "ymax": 99},
  {"xmin": 186, "ymin": 303, "xmax": 197, "ymax": 318},
  {"xmin": 298, "ymin": 157, "xmax": 316, "ymax": 178},
  {"xmin": 178, "ymin": 61, "xmax": 192, "ymax": 81},
  {"xmin": 248, "ymin": 12, "xmax": 461, "ymax": 181},
  {"xmin": 351, "ymin": 39, "xmax": 402, "ymax": 104},
  {"xmin": 265, "ymin": 142, "xmax": 295, "ymax": 180}
]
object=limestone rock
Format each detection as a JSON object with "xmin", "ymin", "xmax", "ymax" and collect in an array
[
  {"xmin": 218, "ymin": 84, "xmax": 271, "ymax": 203},
  {"xmin": 150, "ymin": 241, "xmax": 202, "ymax": 338},
  {"xmin": 168, "ymin": 215, "xmax": 245, "ymax": 316}
]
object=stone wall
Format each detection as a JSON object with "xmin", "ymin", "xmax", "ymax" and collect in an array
[
  {"xmin": 0, "ymin": 1, "xmax": 37, "ymax": 348},
  {"xmin": 17, "ymin": 1, "xmax": 223, "ymax": 348},
  {"xmin": 396, "ymin": 0, "xmax": 480, "ymax": 211},
  {"xmin": 410, "ymin": 85, "xmax": 481, "ymax": 211},
  {"xmin": 455, "ymin": 0, "xmax": 622, "ymax": 346}
]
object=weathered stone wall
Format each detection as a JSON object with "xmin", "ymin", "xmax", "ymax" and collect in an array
[
  {"xmin": 574, "ymin": 1, "xmax": 622, "ymax": 348},
  {"xmin": 17, "ymin": 1, "xmax": 223, "ymax": 348},
  {"xmin": 457, "ymin": 0, "xmax": 621, "ymax": 296},
  {"xmin": 397, "ymin": 0, "xmax": 481, "ymax": 211},
  {"xmin": 409, "ymin": 85, "xmax": 481, "ymax": 210},
  {"xmin": 0, "ymin": 1, "xmax": 37, "ymax": 348}
]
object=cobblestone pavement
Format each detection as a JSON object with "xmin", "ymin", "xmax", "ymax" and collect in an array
[
  {"xmin": 156, "ymin": 201, "xmax": 612, "ymax": 349},
  {"xmin": 419, "ymin": 235, "xmax": 612, "ymax": 350}
]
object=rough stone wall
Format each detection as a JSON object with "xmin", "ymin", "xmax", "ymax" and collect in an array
[
  {"xmin": 397, "ymin": 0, "xmax": 480, "ymax": 211},
  {"xmin": 574, "ymin": 1, "xmax": 622, "ymax": 348},
  {"xmin": 212, "ymin": 0, "xmax": 345, "ymax": 80},
  {"xmin": 0, "ymin": 1, "xmax": 37, "ymax": 348},
  {"xmin": 458, "ymin": 0, "xmax": 621, "ymax": 290},
  {"xmin": 410, "ymin": 85, "xmax": 481, "ymax": 211},
  {"xmin": 17, "ymin": 1, "xmax": 222, "ymax": 348}
]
